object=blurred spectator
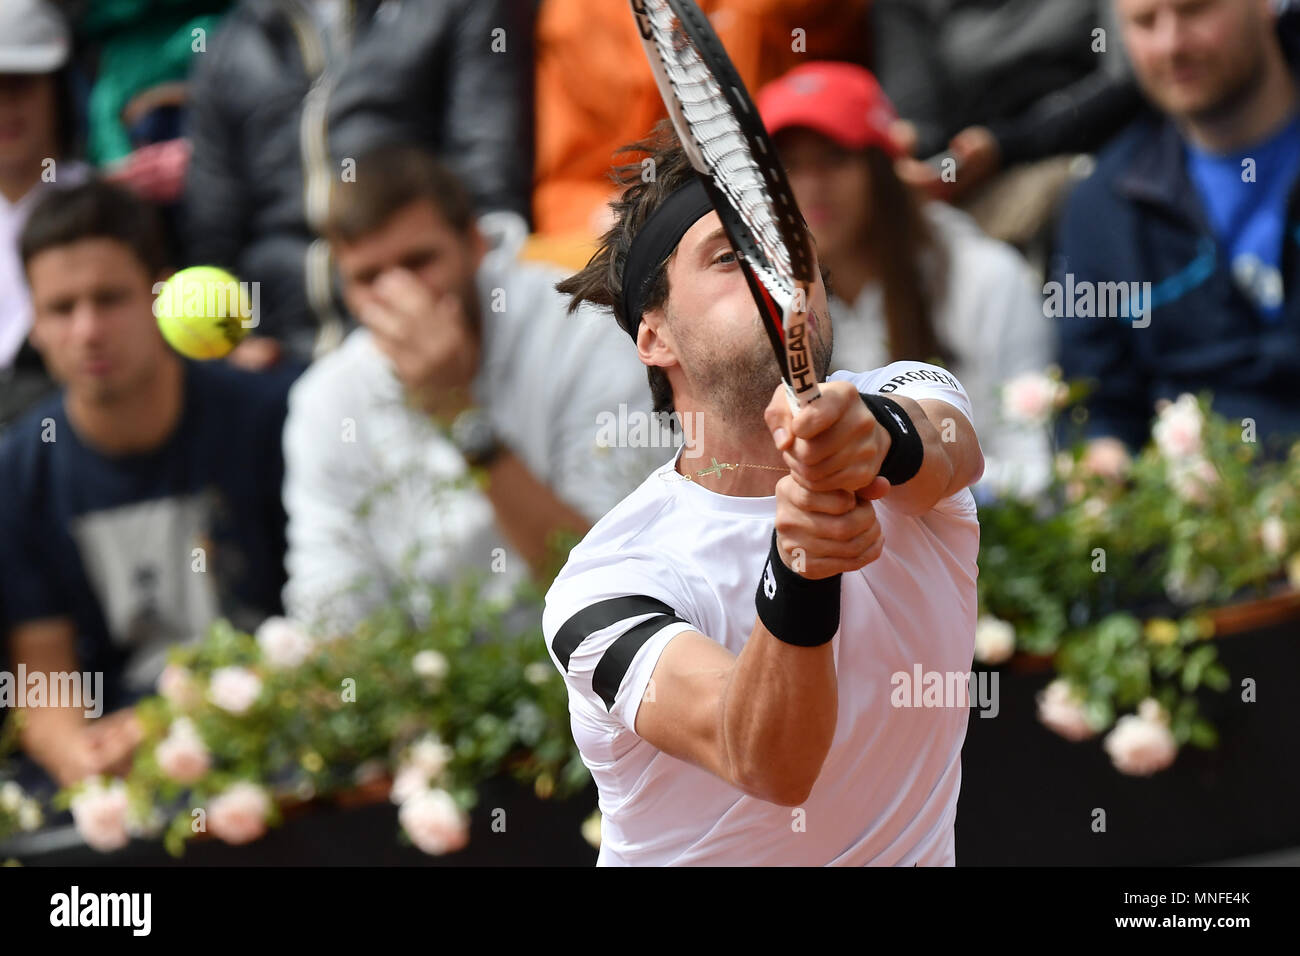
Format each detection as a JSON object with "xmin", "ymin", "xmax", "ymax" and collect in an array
[
  {"xmin": 0, "ymin": 0, "xmax": 90, "ymax": 429},
  {"xmin": 759, "ymin": 63, "xmax": 1055, "ymax": 500},
  {"xmin": 1057, "ymin": 0, "xmax": 1300, "ymax": 474},
  {"xmin": 0, "ymin": 182, "xmax": 295, "ymax": 786},
  {"xmin": 874, "ymin": 0, "xmax": 1142, "ymax": 249},
  {"xmin": 184, "ymin": 0, "xmax": 533, "ymax": 367},
  {"xmin": 282, "ymin": 145, "xmax": 654, "ymax": 635},
  {"xmin": 534, "ymin": 0, "xmax": 870, "ymax": 238}
]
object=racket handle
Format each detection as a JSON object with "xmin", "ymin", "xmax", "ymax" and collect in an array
[{"xmin": 783, "ymin": 283, "xmax": 821, "ymax": 410}]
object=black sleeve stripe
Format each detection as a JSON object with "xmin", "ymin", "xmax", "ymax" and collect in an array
[
  {"xmin": 592, "ymin": 613, "xmax": 688, "ymax": 711},
  {"xmin": 552, "ymin": 595, "xmax": 677, "ymax": 672}
]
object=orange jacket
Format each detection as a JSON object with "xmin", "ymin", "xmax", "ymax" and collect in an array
[{"xmin": 534, "ymin": 0, "xmax": 870, "ymax": 236}]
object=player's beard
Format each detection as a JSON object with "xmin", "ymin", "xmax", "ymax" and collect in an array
[{"xmin": 684, "ymin": 305, "xmax": 833, "ymax": 430}]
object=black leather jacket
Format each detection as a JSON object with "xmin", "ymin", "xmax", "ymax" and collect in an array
[{"xmin": 183, "ymin": 0, "xmax": 533, "ymax": 356}]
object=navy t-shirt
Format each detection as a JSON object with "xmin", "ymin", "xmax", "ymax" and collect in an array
[{"xmin": 0, "ymin": 360, "xmax": 298, "ymax": 713}]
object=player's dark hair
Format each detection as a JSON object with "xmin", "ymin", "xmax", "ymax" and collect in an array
[
  {"xmin": 326, "ymin": 143, "xmax": 476, "ymax": 242},
  {"xmin": 556, "ymin": 121, "xmax": 694, "ymax": 417},
  {"xmin": 20, "ymin": 179, "xmax": 169, "ymax": 278}
]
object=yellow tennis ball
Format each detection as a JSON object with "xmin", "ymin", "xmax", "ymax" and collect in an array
[{"xmin": 154, "ymin": 266, "xmax": 252, "ymax": 360}]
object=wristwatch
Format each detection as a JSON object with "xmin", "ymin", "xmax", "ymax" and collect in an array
[{"xmin": 450, "ymin": 406, "xmax": 503, "ymax": 468}]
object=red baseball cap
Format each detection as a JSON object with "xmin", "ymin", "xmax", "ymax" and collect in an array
[{"xmin": 757, "ymin": 62, "xmax": 902, "ymax": 159}]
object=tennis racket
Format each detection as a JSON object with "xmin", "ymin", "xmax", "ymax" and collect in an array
[{"xmin": 629, "ymin": 0, "xmax": 821, "ymax": 409}]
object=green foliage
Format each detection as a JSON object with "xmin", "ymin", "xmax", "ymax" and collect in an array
[
  {"xmin": 979, "ymin": 393, "xmax": 1299, "ymax": 756},
  {"xmin": 47, "ymin": 565, "xmax": 584, "ymax": 857}
]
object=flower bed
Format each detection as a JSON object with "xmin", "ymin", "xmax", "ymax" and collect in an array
[
  {"xmin": 978, "ymin": 380, "xmax": 1300, "ymax": 775},
  {"xmin": 47, "ymin": 578, "xmax": 590, "ymax": 858}
]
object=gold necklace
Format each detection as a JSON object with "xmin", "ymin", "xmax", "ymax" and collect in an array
[{"xmin": 660, "ymin": 457, "xmax": 789, "ymax": 483}]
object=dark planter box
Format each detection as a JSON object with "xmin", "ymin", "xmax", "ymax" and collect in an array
[
  {"xmin": 8, "ymin": 776, "xmax": 599, "ymax": 867},
  {"xmin": 956, "ymin": 616, "xmax": 1300, "ymax": 865}
]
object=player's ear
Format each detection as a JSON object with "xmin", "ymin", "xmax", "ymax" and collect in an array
[{"xmin": 637, "ymin": 306, "xmax": 678, "ymax": 371}]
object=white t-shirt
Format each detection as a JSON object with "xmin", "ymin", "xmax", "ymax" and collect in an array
[
  {"xmin": 282, "ymin": 247, "xmax": 659, "ymax": 633},
  {"xmin": 542, "ymin": 362, "xmax": 981, "ymax": 866}
]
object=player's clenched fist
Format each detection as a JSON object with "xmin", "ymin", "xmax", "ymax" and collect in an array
[
  {"xmin": 773, "ymin": 476, "xmax": 884, "ymax": 580},
  {"xmin": 764, "ymin": 381, "xmax": 891, "ymax": 496}
]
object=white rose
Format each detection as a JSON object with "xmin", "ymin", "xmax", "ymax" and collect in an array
[
  {"xmin": 412, "ymin": 650, "xmax": 449, "ymax": 681},
  {"xmin": 581, "ymin": 809, "xmax": 602, "ymax": 850},
  {"xmin": 524, "ymin": 662, "xmax": 552, "ymax": 686},
  {"xmin": 389, "ymin": 764, "xmax": 430, "ymax": 805},
  {"xmin": 208, "ymin": 666, "xmax": 263, "ymax": 715},
  {"xmin": 1260, "ymin": 516, "xmax": 1287, "ymax": 557},
  {"xmin": 157, "ymin": 664, "xmax": 201, "ymax": 711},
  {"xmin": 255, "ymin": 617, "xmax": 314, "ymax": 670},
  {"xmin": 408, "ymin": 736, "xmax": 452, "ymax": 780},
  {"xmin": 70, "ymin": 779, "xmax": 131, "ymax": 853},
  {"xmin": 1001, "ymin": 372, "xmax": 1066, "ymax": 426},
  {"xmin": 0, "ymin": 781, "xmax": 22, "ymax": 813},
  {"xmin": 1080, "ymin": 497, "xmax": 1108, "ymax": 522},
  {"xmin": 207, "ymin": 782, "xmax": 271, "ymax": 845},
  {"xmin": 18, "ymin": 799, "xmax": 42, "ymax": 832},
  {"xmin": 155, "ymin": 717, "xmax": 211, "ymax": 785},
  {"xmin": 1103, "ymin": 701, "xmax": 1178, "ymax": 776},
  {"xmin": 1153, "ymin": 393, "xmax": 1203, "ymax": 462},
  {"xmin": 398, "ymin": 789, "xmax": 469, "ymax": 856},
  {"xmin": 973, "ymin": 616, "xmax": 1016, "ymax": 665},
  {"xmin": 1036, "ymin": 679, "xmax": 1100, "ymax": 741}
]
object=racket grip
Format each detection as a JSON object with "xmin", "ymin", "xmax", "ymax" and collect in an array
[{"xmin": 783, "ymin": 283, "xmax": 821, "ymax": 410}]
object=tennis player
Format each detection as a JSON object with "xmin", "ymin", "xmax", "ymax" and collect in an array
[{"xmin": 546, "ymin": 130, "xmax": 985, "ymax": 866}]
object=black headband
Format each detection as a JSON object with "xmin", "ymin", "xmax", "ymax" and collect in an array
[{"xmin": 618, "ymin": 177, "xmax": 714, "ymax": 342}]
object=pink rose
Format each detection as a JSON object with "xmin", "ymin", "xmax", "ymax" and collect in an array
[
  {"xmin": 1153, "ymin": 394, "xmax": 1203, "ymax": 462},
  {"xmin": 1036, "ymin": 679, "xmax": 1100, "ymax": 741},
  {"xmin": 389, "ymin": 764, "xmax": 430, "ymax": 805},
  {"xmin": 157, "ymin": 664, "xmax": 200, "ymax": 710},
  {"xmin": 398, "ymin": 789, "xmax": 469, "ymax": 856},
  {"xmin": 1103, "ymin": 700, "xmax": 1178, "ymax": 775},
  {"xmin": 208, "ymin": 666, "xmax": 263, "ymax": 715},
  {"xmin": 155, "ymin": 718, "xmax": 211, "ymax": 785},
  {"xmin": 1169, "ymin": 457, "xmax": 1219, "ymax": 504},
  {"xmin": 70, "ymin": 779, "xmax": 131, "ymax": 853},
  {"xmin": 255, "ymin": 616, "xmax": 314, "ymax": 669},
  {"xmin": 207, "ymin": 782, "xmax": 271, "ymax": 845},
  {"xmin": 1001, "ymin": 372, "xmax": 1066, "ymax": 426}
]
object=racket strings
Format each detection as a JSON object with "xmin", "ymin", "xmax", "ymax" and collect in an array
[{"xmin": 643, "ymin": 2, "xmax": 795, "ymax": 297}]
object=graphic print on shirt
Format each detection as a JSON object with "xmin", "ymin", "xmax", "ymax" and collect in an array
[{"xmin": 70, "ymin": 492, "xmax": 221, "ymax": 691}]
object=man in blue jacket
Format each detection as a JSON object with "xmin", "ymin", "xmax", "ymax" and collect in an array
[{"xmin": 1056, "ymin": 0, "xmax": 1300, "ymax": 473}]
